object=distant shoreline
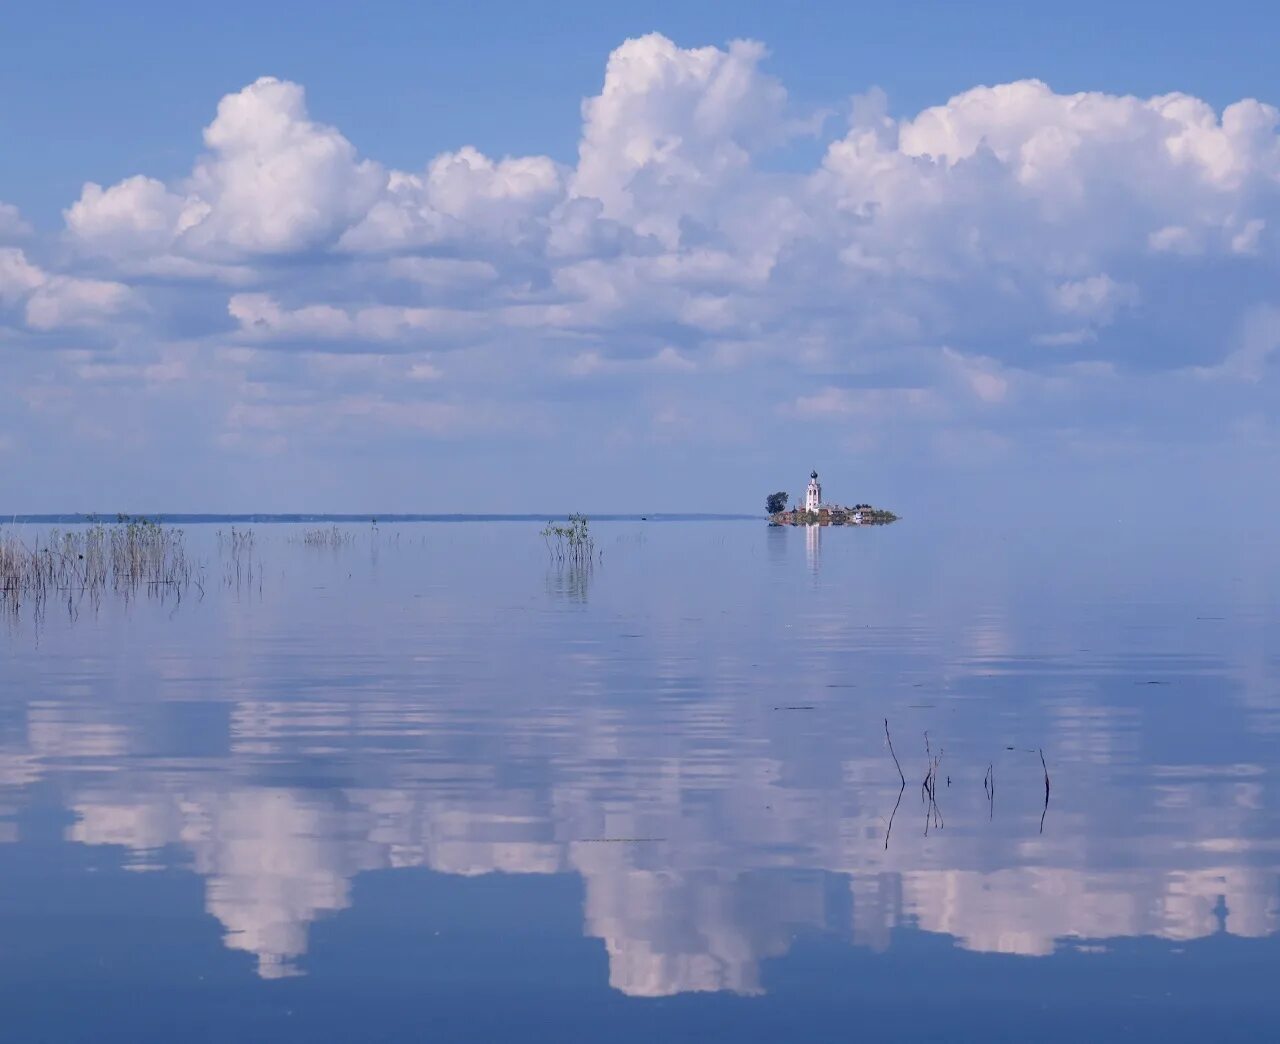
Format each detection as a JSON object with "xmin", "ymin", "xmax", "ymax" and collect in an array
[{"xmin": 1, "ymin": 512, "xmax": 759, "ymax": 525}]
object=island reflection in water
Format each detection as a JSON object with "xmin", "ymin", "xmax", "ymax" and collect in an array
[{"xmin": 1, "ymin": 519, "xmax": 1278, "ymax": 1035}]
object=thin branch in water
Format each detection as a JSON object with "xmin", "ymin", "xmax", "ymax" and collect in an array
[
  {"xmin": 983, "ymin": 762, "xmax": 994, "ymax": 820},
  {"xmin": 1039, "ymin": 747, "xmax": 1050, "ymax": 834},
  {"xmin": 884, "ymin": 781, "xmax": 905, "ymax": 851},
  {"xmin": 883, "ymin": 718, "xmax": 906, "ymax": 850},
  {"xmin": 921, "ymin": 731, "xmax": 944, "ymax": 835},
  {"xmin": 885, "ymin": 718, "xmax": 905, "ymax": 785}
]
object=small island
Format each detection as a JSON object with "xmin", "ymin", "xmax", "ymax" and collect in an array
[{"xmin": 766, "ymin": 471, "xmax": 899, "ymax": 526}]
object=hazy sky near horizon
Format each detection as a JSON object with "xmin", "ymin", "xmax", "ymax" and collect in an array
[{"xmin": 2, "ymin": 1, "xmax": 1278, "ymax": 514}]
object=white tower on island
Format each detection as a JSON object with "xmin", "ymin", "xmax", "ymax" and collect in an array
[{"xmin": 805, "ymin": 470, "xmax": 822, "ymax": 512}]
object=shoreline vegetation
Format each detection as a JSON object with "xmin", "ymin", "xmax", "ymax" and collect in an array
[
  {"xmin": 769, "ymin": 506, "xmax": 899, "ymax": 526},
  {"xmin": 765, "ymin": 492, "xmax": 898, "ymax": 527}
]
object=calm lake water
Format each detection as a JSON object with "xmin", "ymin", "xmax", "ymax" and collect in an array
[{"xmin": 1, "ymin": 517, "xmax": 1278, "ymax": 1041}]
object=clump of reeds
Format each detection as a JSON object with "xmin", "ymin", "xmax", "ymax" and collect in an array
[
  {"xmin": 294, "ymin": 526, "xmax": 354, "ymax": 549},
  {"xmin": 0, "ymin": 535, "xmax": 40, "ymax": 615},
  {"xmin": 2, "ymin": 518, "xmax": 201, "ymax": 619},
  {"xmin": 541, "ymin": 514, "xmax": 597, "ymax": 565},
  {"xmin": 217, "ymin": 526, "xmax": 260, "ymax": 590}
]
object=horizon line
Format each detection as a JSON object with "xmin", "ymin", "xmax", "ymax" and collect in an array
[{"xmin": 2, "ymin": 511, "xmax": 761, "ymax": 524}]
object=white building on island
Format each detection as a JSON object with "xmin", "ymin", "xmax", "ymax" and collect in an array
[
  {"xmin": 805, "ymin": 470, "xmax": 822, "ymax": 512},
  {"xmin": 771, "ymin": 468, "xmax": 887, "ymax": 526}
]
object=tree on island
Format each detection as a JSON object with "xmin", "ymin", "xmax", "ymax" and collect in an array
[{"xmin": 765, "ymin": 491, "xmax": 789, "ymax": 515}]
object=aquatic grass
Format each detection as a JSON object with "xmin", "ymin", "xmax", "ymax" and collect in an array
[
  {"xmin": 217, "ymin": 526, "xmax": 261, "ymax": 591},
  {"xmin": 541, "ymin": 515, "xmax": 598, "ymax": 603},
  {"xmin": 1, "ymin": 518, "xmax": 201, "ymax": 619},
  {"xmin": 541, "ymin": 514, "xmax": 597, "ymax": 565},
  {"xmin": 293, "ymin": 526, "xmax": 355, "ymax": 549}
]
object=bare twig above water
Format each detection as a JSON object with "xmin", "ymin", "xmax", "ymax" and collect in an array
[
  {"xmin": 883, "ymin": 719, "xmax": 906, "ymax": 850},
  {"xmin": 884, "ymin": 783, "xmax": 905, "ymax": 851},
  {"xmin": 922, "ymin": 732, "xmax": 944, "ymax": 834},
  {"xmin": 884, "ymin": 718, "xmax": 905, "ymax": 786}
]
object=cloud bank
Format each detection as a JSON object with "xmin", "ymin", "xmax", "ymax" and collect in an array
[{"xmin": 2, "ymin": 33, "xmax": 1278, "ymax": 508}]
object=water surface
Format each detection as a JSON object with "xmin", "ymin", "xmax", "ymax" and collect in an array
[{"xmin": 1, "ymin": 517, "xmax": 1277, "ymax": 1041}]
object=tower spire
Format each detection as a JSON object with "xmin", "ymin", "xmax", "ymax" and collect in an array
[{"xmin": 805, "ymin": 470, "xmax": 822, "ymax": 512}]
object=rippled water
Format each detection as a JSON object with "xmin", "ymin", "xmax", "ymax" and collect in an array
[{"xmin": 2, "ymin": 518, "xmax": 1277, "ymax": 1041}]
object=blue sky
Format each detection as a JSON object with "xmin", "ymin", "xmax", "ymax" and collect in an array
[
  {"xmin": 7, "ymin": 0, "xmax": 1277, "ymax": 227},
  {"xmin": 2, "ymin": 2, "xmax": 1278, "ymax": 514}
]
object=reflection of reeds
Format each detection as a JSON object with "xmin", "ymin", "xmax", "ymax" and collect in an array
[
  {"xmin": 546, "ymin": 560, "xmax": 594, "ymax": 603},
  {"xmin": 2, "ymin": 519, "xmax": 201, "ymax": 619}
]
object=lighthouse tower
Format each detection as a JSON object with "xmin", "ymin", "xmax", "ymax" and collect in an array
[{"xmin": 805, "ymin": 470, "xmax": 822, "ymax": 512}]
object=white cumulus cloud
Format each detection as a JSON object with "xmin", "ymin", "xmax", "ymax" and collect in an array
[
  {"xmin": 0, "ymin": 32, "xmax": 1274, "ymax": 478},
  {"xmin": 1, "ymin": 246, "xmax": 136, "ymax": 330},
  {"xmin": 67, "ymin": 77, "xmax": 385, "ymax": 262}
]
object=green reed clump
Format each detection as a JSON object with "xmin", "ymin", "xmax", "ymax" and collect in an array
[
  {"xmin": 109, "ymin": 518, "xmax": 195, "ymax": 588},
  {"xmin": 0, "ymin": 535, "xmax": 39, "ymax": 614},
  {"xmin": 541, "ymin": 513, "xmax": 597, "ymax": 565},
  {"xmin": 1, "ymin": 518, "xmax": 200, "ymax": 618}
]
